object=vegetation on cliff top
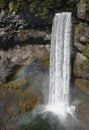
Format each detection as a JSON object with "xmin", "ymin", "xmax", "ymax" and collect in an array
[{"xmin": 0, "ymin": 0, "xmax": 73, "ymax": 18}]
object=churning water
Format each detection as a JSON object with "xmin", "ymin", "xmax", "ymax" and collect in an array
[{"xmin": 45, "ymin": 12, "xmax": 75, "ymax": 118}]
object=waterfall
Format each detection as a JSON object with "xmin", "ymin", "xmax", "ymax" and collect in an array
[{"xmin": 45, "ymin": 12, "xmax": 74, "ymax": 118}]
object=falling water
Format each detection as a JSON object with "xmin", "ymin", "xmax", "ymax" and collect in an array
[{"xmin": 45, "ymin": 13, "xmax": 74, "ymax": 118}]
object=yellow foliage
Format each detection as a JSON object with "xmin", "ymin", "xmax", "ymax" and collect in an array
[
  {"xmin": 20, "ymin": 95, "xmax": 41, "ymax": 112},
  {"xmin": 2, "ymin": 78, "xmax": 28, "ymax": 91},
  {"xmin": 13, "ymin": 88, "xmax": 31, "ymax": 99},
  {"xmin": 38, "ymin": 53, "xmax": 49, "ymax": 69}
]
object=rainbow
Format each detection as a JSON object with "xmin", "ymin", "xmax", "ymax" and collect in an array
[{"xmin": 10, "ymin": 58, "xmax": 38, "ymax": 80}]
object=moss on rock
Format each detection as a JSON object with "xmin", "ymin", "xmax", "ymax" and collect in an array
[
  {"xmin": 20, "ymin": 95, "xmax": 41, "ymax": 112},
  {"xmin": 83, "ymin": 44, "xmax": 89, "ymax": 58},
  {"xmin": 83, "ymin": 43, "xmax": 89, "ymax": 67},
  {"xmin": 38, "ymin": 53, "xmax": 49, "ymax": 69},
  {"xmin": 13, "ymin": 88, "xmax": 31, "ymax": 100},
  {"xmin": 2, "ymin": 78, "xmax": 28, "ymax": 91}
]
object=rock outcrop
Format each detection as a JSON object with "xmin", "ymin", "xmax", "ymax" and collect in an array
[
  {"xmin": 74, "ymin": 23, "xmax": 89, "ymax": 52},
  {"xmin": 0, "ymin": 10, "xmax": 50, "ymax": 81},
  {"xmin": 0, "ymin": 11, "xmax": 27, "ymax": 42},
  {"xmin": 0, "ymin": 11, "xmax": 51, "ymax": 50},
  {"xmin": 77, "ymin": 0, "xmax": 87, "ymax": 20},
  {"xmin": 0, "ymin": 45, "xmax": 50, "ymax": 81},
  {"xmin": 73, "ymin": 0, "xmax": 89, "ymax": 95},
  {"xmin": 77, "ymin": 0, "xmax": 89, "ymax": 21}
]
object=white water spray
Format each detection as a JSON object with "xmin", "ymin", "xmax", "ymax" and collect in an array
[{"xmin": 45, "ymin": 12, "xmax": 75, "ymax": 118}]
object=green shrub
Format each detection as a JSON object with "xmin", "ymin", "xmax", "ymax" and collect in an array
[
  {"xmin": 83, "ymin": 44, "xmax": 89, "ymax": 58},
  {"xmin": 0, "ymin": 0, "xmax": 74, "ymax": 18},
  {"xmin": 83, "ymin": 44, "xmax": 89, "ymax": 67},
  {"xmin": 13, "ymin": 88, "xmax": 31, "ymax": 100}
]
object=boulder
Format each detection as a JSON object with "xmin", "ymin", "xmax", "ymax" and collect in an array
[
  {"xmin": 77, "ymin": 1, "xmax": 87, "ymax": 19},
  {"xmin": 75, "ymin": 78, "xmax": 89, "ymax": 95},
  {"xmin": 73, "ymin": 53, "xmax": 89, "ymax": 79},
  {"xmin": 74, "ymin": 23, "xmax": 89, "ymax": 52},
  {"xmin": 0, "ymin": 45, "xmax": 50, "ymax": 81},
  {"xmin": 77, "ymin": 0, "xmax": 89, "ymax": 21}
]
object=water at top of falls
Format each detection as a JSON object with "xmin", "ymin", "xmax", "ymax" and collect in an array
[{"xmin": 45, "ymin": 12, "xmax": 75, "ymax": 119}]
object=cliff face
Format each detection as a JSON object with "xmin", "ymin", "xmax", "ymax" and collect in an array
[
  {"xmin": 73, "ymin": 0, "xmax": 89, "ymax": 95},
  {"xmin": 0, "ymin": 1, "xmax": 89, "ymax": 130},
  {"xmin": 0, "ymin": 10, "xmax": 50, "ymax": 82},
  {"xmin": 0, "ymin": 11, "xmax": 50, "ymax": 130},
  {"xmin": 0, "ymin": 0, "xmax": 89, "ymax": 95}
]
